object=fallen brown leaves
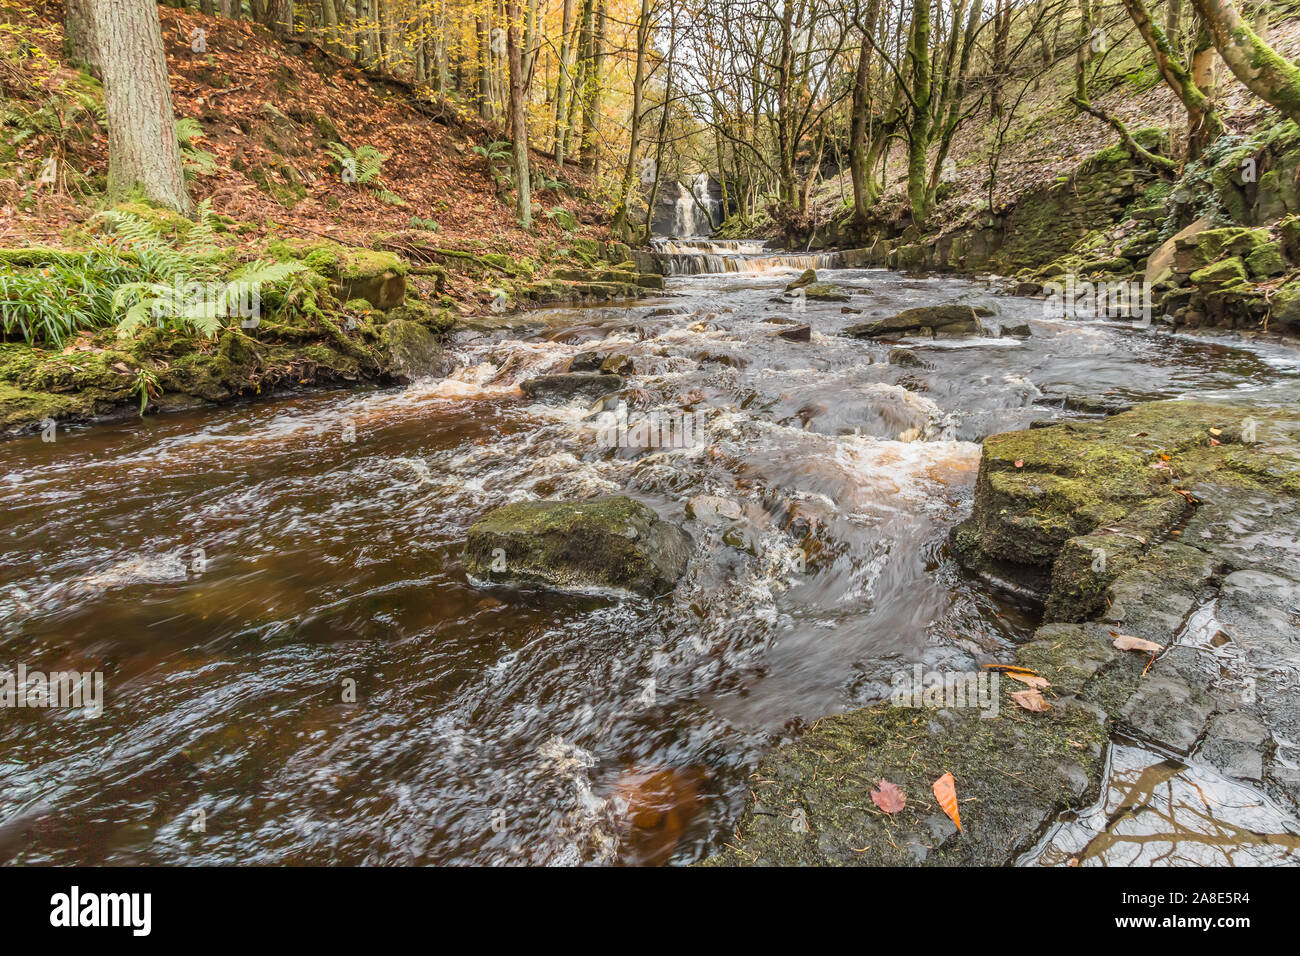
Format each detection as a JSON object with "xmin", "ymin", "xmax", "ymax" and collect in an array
[{"xmin": 870, "ymin": 778, "xmax": 907, "ymax": 814}]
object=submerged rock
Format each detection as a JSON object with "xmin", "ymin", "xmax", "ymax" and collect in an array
[
  {"xmin": 463, "ymin": 496, "xmax": 692, "ymax": 596},
  {"xmin": 520, "ymin": 372, "xmax": 623, "ymax": 403},
  {"xmin": 886, "ymin": 347, "xmax": 931, "ymax": 369},
  {"xmin": 843, "ymin": 304, "xmax": 994, "ymax": 339}
]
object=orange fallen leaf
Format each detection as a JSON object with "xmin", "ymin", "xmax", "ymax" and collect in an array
[
  {"xmin": 1011, "ymin": 688, "xmax": 1051, "ymax": 712},
  {"xmin": 1112, "ymin": 633, "xmax": 1164, "ymax": 653},
  {"xmin": 932, "ymin": 772, "xmax": 962, "ymax": 832},
  {"xmin": 1007, "ymin": 671, "xmax": 1051, "ymax": 690},
  {"xmin": 870, "ymin": 778, "xmax": 907, "ymax": 814}
]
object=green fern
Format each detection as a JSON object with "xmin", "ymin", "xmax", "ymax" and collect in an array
[
  {"xmin": 176, "ymin": 118, "xmax": 217, "ymax": 180},
  {"xmin": 325, "ymin": 140, "xmax": 406, "ymax": 205},
  {"xmin": 113, "ymin": 259, "xmax": 312, "ymax": 340}
]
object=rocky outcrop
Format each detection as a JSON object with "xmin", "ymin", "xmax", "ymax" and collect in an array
[
  {"xmin": 463, "ymin": 496, "xmax": 692, "ymax": 596},
  {"xmin": 708, "ymin": 398, "xmax": 1300, "ymax": 865}
]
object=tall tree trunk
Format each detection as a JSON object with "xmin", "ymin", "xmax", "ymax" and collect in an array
[
  {"xmin": 553, "ymin": 0, "xmax": 576, "ymax": 163},
  {"xmin": 506, "ymin": 0, "xmax": 531, "ymax": 228},
  {"xmin": 905, "ymin": 0, "xmax": 932, "ymax": 225},
  {"xmin": 565, "ymin": 0, "xmax": 595, "ymax": 168},
  {"xmin": 612, "ymin": 0, "xmax": 653, "ymax": 237},
  {"xmin": 581, "ymin": 0, "xmax": 606, "ymax": 174},
  {"xmin": 63, "ymin": 0, "xmax": 100, "ymax": 72},
  {"xmin": 89, "ymin": 0, "xmax": 190, "ymax": 214},
  {"xmin": 1192, "ymin": 0, "xmax": 1300, "ymax": 124},
  {"xmin": 477, "ymin": 13, "xmax": 493, "ymax": 120},
  {"xmin": 990, "ymin": 0, "xmax": 1011, "ymax": 117},
  {"xmin": 1075, "ymin": 0, "xmax": 1093, "ymax": 101}
]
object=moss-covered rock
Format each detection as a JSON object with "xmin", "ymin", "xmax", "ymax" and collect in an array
[
  {"xmin": 462, "ymin": 496, "xmax": 692, "ymax": 596},
  {"xmin": 266, "ymin": 239, "xmax": 408, "ymax": 309},
  {"xmin": 952, "ymin": 400, "xmax": 1291, "ymax": 614},
  {"xmin": 702, "ymin": 684, "xmax": 1108, "ymax": 866},
  {"xmin": 844, "ymin": 305, "xmax": 993, "ymax": 339},
  {"xmin": 1189, "ymin": 256, "xmax": 1248, "ymax": 289},
  {"xmin": 785, "ymin": 268, "xmax": 817, "ymax": 291},
  {"xmin": 1245, "ymin": 241, "xmax": 1286, "ymax": 278},
  {"xmin": 379, "ymin": 318, "xmax": 444, "ymax": 384}
]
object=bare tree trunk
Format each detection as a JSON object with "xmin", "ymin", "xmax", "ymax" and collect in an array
[
  {"xmin": 89, "ymin": 0, "xmax": 190, "ymax": 214},
  {"xmin": 552, "ymin": 0, "xmax": 575, "ymax": 163},
  {"xmin": 581, "ymin": 0, "xmax": 607, "ymax": 175},
  {"xmin": 1192, "ymin": 0, "xmax": 1300, "ymax": 124},
  {"xmin": 506, "ymin": 0, "xmax": 531, "ymax": 228},
  {"xmin": 612, "ymin": 0, "xmax": 652, "ymax": 237},
  {"xmin": 63, "ymin": 0, "xmax": 100, "ymax": 71},
  {"xmin": 849, "ymin": 0, "xmax": 883, "ymax": 223},
  {"xmin": 477, "ymin": 13, "xmax": 493, "ymax": 120}
]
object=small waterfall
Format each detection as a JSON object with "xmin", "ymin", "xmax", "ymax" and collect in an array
[
  {"xmin": 649, "ymin": 238, "xmax": 842, "ymax": 276},
  {"xmin": 663, "ymin": 174, "xmax": 720, "ymax": 237}
]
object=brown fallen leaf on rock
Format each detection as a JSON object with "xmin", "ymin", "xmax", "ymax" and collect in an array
[
  {"xmin": 1112, "ymin": 633, "xmax": 1164, "ymax": 653},
  {"xmin": 1006, "ymin": 671, "xmax": 1050, "ymax": 690},
  {"xmin": 1011, "ymin": 688, "xmax": 1051, "ymax": 712},
  {"xmin": 932, "ymin": 772, "xmax": 962, "ymax": 832},
  {"xmin": 870, "ymin": 778, "xmax": 907, "ymax": 814}
]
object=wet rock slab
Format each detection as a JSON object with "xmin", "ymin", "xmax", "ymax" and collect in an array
[
  {"xmin": 709, "ymin": 397, "xmax": 1300, "ymax": 865},
  {"xmin": 463, "ymin": 495, "xmax": 692, "ymax": 597},
  {"xmin": 520, "ymin": 372, "xmax": 623, "ymax": 403}
]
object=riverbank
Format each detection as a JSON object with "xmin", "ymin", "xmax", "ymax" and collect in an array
[
  {"xmin": 0, "ymin": 212, "xmax": 662, "ymax": 438},
  {"xmin": 0, "ymin": 4, "xmax": 667, "ymax": 437}
]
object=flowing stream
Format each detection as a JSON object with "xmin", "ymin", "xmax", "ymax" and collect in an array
[{"xmin": 3, "ymin": 243, "xmax": 1300, "ymax": 865}]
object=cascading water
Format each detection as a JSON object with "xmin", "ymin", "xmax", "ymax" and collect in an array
[
  {"xmin": 3, "ymin": 248, "xmax": 1299, "ymax": 867},
  {"xmin": 649, "ymin": 237, "xmax": 842, "ymax": 275}
]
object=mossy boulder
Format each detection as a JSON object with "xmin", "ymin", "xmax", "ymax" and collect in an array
[
  {"xmin": 379, "ymin": 319, "xmax": 445, "ymax": 383},
  {"xmin": 1174, "ymin": 227, "xmax": 1269, "ymax": 274},
  {"xmin": 702, "ymin": 685, "xmax": 1108, "ymax": 866},
  {"xmin": 785, "ymin": 268, "xmax": 817, "ymax": 291},
  {"xmin": 266, "ymin": 239, "xmax": 408, "ymax": 309},
  {"xmin": 844, "ymin": 305, "xmax": 994, "ymax": 340},
  {"xmin": 1189, "ymin": 256, "xmax": 1248, "ymax": 290},
  {"xmin": 1244, "ymin": 241, "xmax": 1286, "ymax": 279},
  {"xmin": 1271, "ymin": 278, "xmax": 1300, "ymax": 332},
  {"xmin": 462, "ymin": 496, "xmax": 693, "ymax": 596},
  {"xmin": 799, "ymin": 282, "xmax": 850, "ymax": 302}
]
